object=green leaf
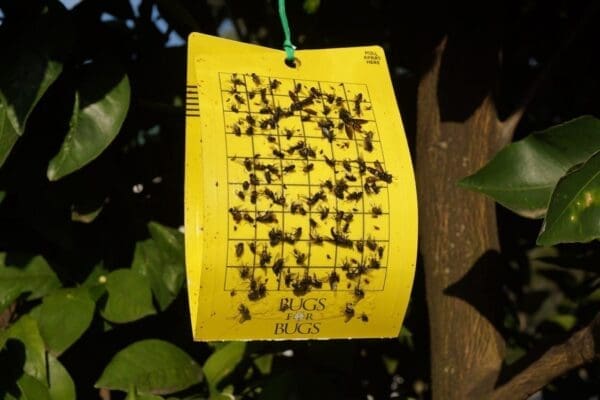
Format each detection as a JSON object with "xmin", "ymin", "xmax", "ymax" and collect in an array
[
  {"xmin": 132, "ymin": 222, "xmax": 185, "ymax": 311},
  {"xmin": 253, "ymin": 354, "xmax": 273, "ymax": 375},
  {"xmin": 203, "ymin": 342, "xmax": 246, "ymax": 394},
  {"xmin": 47, "ymin": 62, "xmax": 130, "ymax": 181},
  {"xmin": 459, "ymin": 116, "xmax": 600, "ymax": 218},
  {"xmin": 125, "ymin": 392, "xmax": 164, "ymax": 400},
  {"xmin": 0, "ymin": 316, "xmax": 47, "ymax": 382},
  {"xmin": 33, "ymin": 288, "xmax": 95, "ymax": 355},
  {"xmin": 11, "ymin": 374, "xmax": 52, "ymax": 400},
  {"xmin": 0, "ymin": 190, "xmax": 5, "ymax": 205},
  {"xmin": 0, "ymin": 3, "xmax": 69, "ymax": 167},
  {"xmin": 95, "ymin": 339, "xmax": 202, "ymax": 395},
  {"xmin": 537, "ymin": 150, "xmax": 600, "ymax": 245},
  {"xmin": 100, "ymin": 269, "xmax": 155, "ymax": 324},
  {"xmin": 47, "ymin": 354, "xmax": 76, "ymax": 400},
  {"xmin": 0, "ymin": 254, "xmax": 61, "ymax": 313},
  {"xmin": 0, "ymin": 99, "xmax": 20, "ymax": 166}
]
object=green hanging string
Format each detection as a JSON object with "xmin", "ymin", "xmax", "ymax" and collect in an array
[{"xmin": 278, "ymin": 0, "xmax": 296, "ymax": 62}]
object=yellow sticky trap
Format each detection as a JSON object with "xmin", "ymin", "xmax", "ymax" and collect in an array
[{"xmin": 185, "ymin": 33, "xmax": 417, "ymax": 340}]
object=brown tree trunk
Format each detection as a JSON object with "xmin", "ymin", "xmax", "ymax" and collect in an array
[{"xmin": 416, "ymin": 36, "xmax": 509, "ymax": 399}]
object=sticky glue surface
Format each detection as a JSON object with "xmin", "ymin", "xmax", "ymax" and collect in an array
[{"xmin": 185, "ymin": 33, "xmax": 417, "ymax": 340}]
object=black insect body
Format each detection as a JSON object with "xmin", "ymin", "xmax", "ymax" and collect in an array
[
  {"xmin": 355, "ymin": 157, "xmax": 367, "ymax": 174},
  {"xmin": 333, "ymin": 179, "xmax": 349, "ymax": 199},
  {"xmin": 270, "ymin": 79, "xmax": 282, "ymax": 90},
  {"xmin": 330, "ymin": 228, "xmax": 353, "ymax": 248},
  {"xmin": 366, "ymin": 237, "xmax": 377, "ymax": 251},
  {"xmin": 345, "ymin": 173, "xmax": 357, "ymax": 182},
  {"xmin": 294, "ymin": 249, "xmax": 306, "ymax": 265},
  {"xmin": 354, "ymin": 93, "xmax": 363, "ymax": 116},
  {"xmin": 364, "ymin": 131, "xmax": 374, "ymax": 152},
  {"xmin": 284, "ymin": 227, "xmax": 302, "ymax": 244},
  {"xmin": 259, "ymin": 247, "xmax": 272, "ymax": 267},
  {"xmin": 243, "ymin": 213, "xmax": 255, "ymax": 223},
  {"xmin": 367, "ymin": 160, "xmax": 393, "ymax": 183},
  {"xmin": 319, "ymin": 206, "xmax": 330, "ymax": 220},
  {"xmin": 231, "ymin": 104, "xmax": 239, "ymax": 113},
  {"xmin": 346, "ymin": 191, "xmax": 363, "ymax": 201},
  {"xmin": 249, "ymin": 173, "xmax": 260, "ymax": 186},
  {"xmin": 287, "ymin": 141, "xmax": 305, "ymax": 155},
  {"xmin": 273, "ymin": 149, "xmax": 285, "ymax": 159},
  {"xmin": 323, "ymin": 155, "xmax": 336, "ymax": 169},
  {"xmin": 291, "ymin": 202, "xmax": 307, "ymax": 215},
  {"xmin": 284, "ymin": 269, "xmax": 294, "ymax": 287},
  {"xmin": 246, "ymin": 114, "xmax": 256, "ymax": 126},
  {"xmin": 292, "ymin": 275, "xmax": 312, "ymax": 296},
  {"xmin": 284, "ymin": 128, "xmax": 294, "ymax": 139},
  {"xmin": 328, "ymin": 270, "xmax": 340, "ymax": 290},
  {"xmin": 283, "ymin": 164, "xmax": 296, "ymax": 173},
  {"xmin": 369, "ymin": 257, "xmax": 381, "ymax": 269},
  {"xmin": 344, "ymin": 304, "xmax": 355, "ymax": 322},
  {"xmin": 249, "ymin": 191, "xmax": 258, "ymax": 204},
  {"xmin": 356, "ymin": 240, "xmax": 364, "ymax": 253},
  {"xmin": 318, "ymin": 118, "xmax": 335, "ymax": 142},
  {"xmin": 248, "ymin": 278, "xmax": 267, "ymax": 301},
  {"xmin": 342, "ymin": 159, "xmax": 352, "ymax": 172},
  {"xmin": 256, "ymin": 211, "xmax": 278, "ymax": 224},
  {"xmin": 234, "ymin": 94, "xmax": 246, "ymax": 104},
  {"xmin": 339, "ymin": 108, "xmax": 367, "ymax": 139},
  {"xmin": 242, "ymin": 181, "xmax": 250, "ymax": 190},
  {"xmin": 251, "ymin": 73, "xmax": 261, "ymax": 85},
  {"xmin": 371, "ymin": 205, "xmax": 383, "ymax": 217},
  {"xmin": 238, "ymin": 304, "xmax": 251, "ymax": 323},
  {"xmin": 245, "ymin": 126, "xmax": 254, "ymax": 135},
  {"xmin": 233, "ymin": 124, "xmax": 242, "ymax": 136},
  {"xmin": 229, "ymin": 207, "xmax": 243, "ymax": 223},
  {"xmin": 243, "ymin": 158, "xmax": 253, "ymax": 172},
  {"xmin": 310, "ymin": 231, "xmax": 324, "ymax": 244},
  {"xmin": 239, "ymin": 266, "xmax": 251, "ymax": 279},
  {"xmin": 378, "ymin": 246, "xmax": 384, "ymax": 259},
  {"xmin": 248, "ymin": 242, "xmax": 257, "ymax": 254},
  {"xmin": 236, "ymin": 191, "xmax": 245, "ymax": 201},
  {"xmin": 272, "ymin": 258, "xmax": 284, "ymax": 275},
  {"xmin": 360, "ymin": 313, "xmax": 369, "ymax": 322},
  {"xmin": 354, "ymin": 287, "xmax": 365, "ymax": 300},
  {"xmin": 306, "ymin": 190, "xmax": 327, "ymax": 207},
  {"xmin": 267, "ymin": 135, "xmax": 277, "ymax": 143},
  {"xmin": 269, "ymin": 228, "xmax": 284, "ymax": 246},
  {"xmin": 235, "ymin": 242, "xmax": 244, "ymax": 257}
]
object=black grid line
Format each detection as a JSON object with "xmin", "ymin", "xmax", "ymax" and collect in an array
[{"xmin": 219, "ymin": 72, "xmax": 392, "ymax": 293}]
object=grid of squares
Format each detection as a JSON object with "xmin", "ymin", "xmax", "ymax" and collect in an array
[{"xmin": 219, "ymin": 72, "xmax": 391, "ymax": 296}]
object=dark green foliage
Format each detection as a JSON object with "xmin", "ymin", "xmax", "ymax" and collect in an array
[{"xmin": 0, "ymin": 0, "xmax": 598, "ymax": 399}]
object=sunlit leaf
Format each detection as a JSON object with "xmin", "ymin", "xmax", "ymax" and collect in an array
[
  {"xmin": 459, "ymin": 116, "xmax": 600, "ymax": 218},
  {"xmin": 33, "ymin": 288, "xmax": 95, "ymax": 355},
  {"xmin": 0, "ymin": 316, "xmax": 47, "ymax": 382},
  {"xmin": 10, "ymin": 374, "xmax": 52, "ymax": 400},
  {"xmin": 0, "ymin": 254, "xmax": 61, "ymax": 313},
  {"xmin": 47, "ymin": 62, "xmax": 130, "ymax": 181},
  {"xmin": 132, "ymin": 222, "xmax": 185, "ymax": 310},
  {"xmin": 100, "ymin": 269, "xmax": 155, "ymax": 323},
  {"xmin": 48, "ymin": 354, "xmax": 76, "ymax": 400},
  {"xmin": 253, "ymin": 354, "xmax": 273, "ymax": 375},
  {"xmin": 538, "ymin": 150, "xmax": 600, "ymax": 245},
  {"xmin": 203, "ymin": 342, "xmax": 246, "ymax": 395},
  {"xmin": 95, "ymin": 339, "xmax": 202, "ymax": 395}
]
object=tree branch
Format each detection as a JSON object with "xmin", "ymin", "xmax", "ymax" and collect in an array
[
  {"xmin": 500, "ymin": 1, "xmax": 600, "ymax": 143},
  {"xmin": 0, "ymin": 303, "xmax": 16, "ymax": 330},
  {"xmin": 490, "ymin": 314, "xmax": 600, "ymax": 400}
]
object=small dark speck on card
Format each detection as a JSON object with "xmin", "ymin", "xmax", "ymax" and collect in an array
[{"xmin": 215, "ymin": 181, "xmax": 219, "ymax": 186}]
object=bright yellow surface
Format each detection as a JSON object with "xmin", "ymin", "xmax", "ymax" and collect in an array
[{"xmin": 185, "ymin": 33, "xmax": 417, "ymax": 340}]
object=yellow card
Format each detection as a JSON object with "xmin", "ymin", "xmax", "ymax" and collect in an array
[{"xmin": 185, "ymin": 33, "xmax": 417, "ymax": 340}]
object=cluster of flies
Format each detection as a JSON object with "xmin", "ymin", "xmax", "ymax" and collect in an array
[{"xmin": 227, "ymin": 73, "xmax": 390, "ymax": 324}]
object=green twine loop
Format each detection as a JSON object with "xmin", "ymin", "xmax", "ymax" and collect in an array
[{"xmin": 278, "ymin": 0, "xmax": 296, "ymax": 63}]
